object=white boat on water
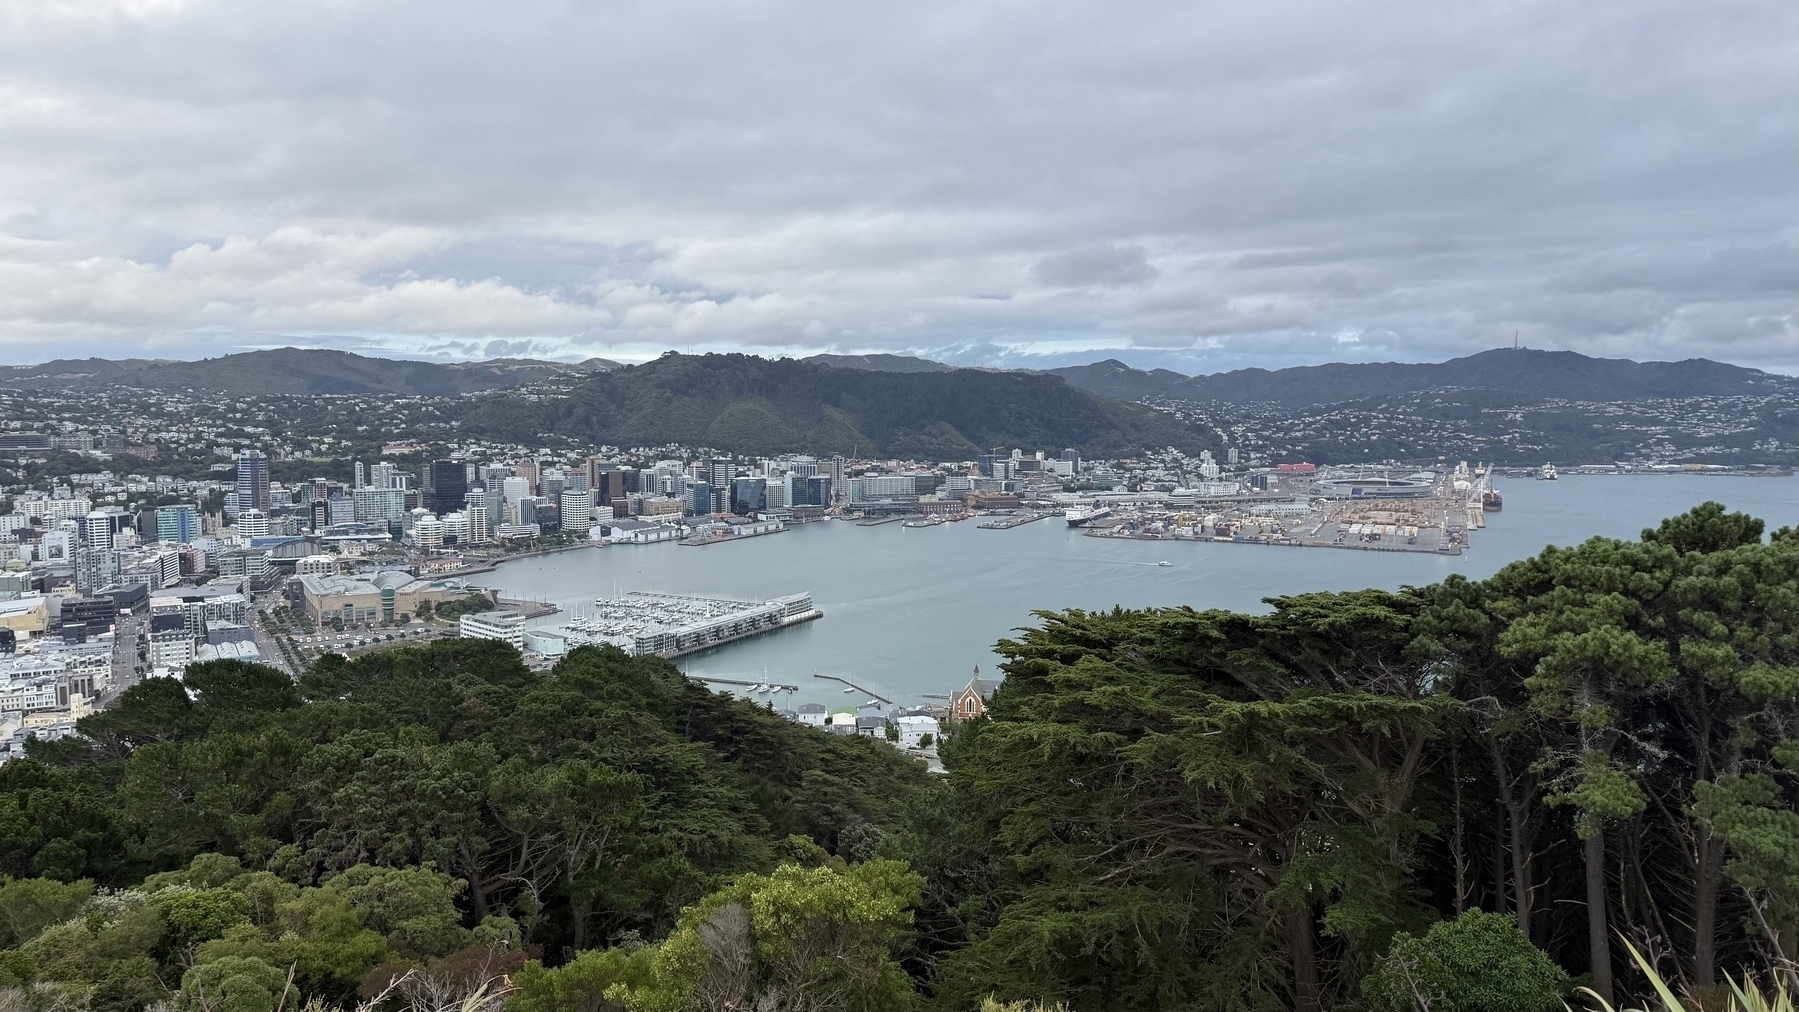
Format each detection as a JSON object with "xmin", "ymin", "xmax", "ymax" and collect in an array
[
  {"xmin": 1539, "ymin": 463, "xmax": 1558, "ymax": 480},
  {"xmin": 1064, "ymin": 505, "xmax": 1113, "ymax": 527}
]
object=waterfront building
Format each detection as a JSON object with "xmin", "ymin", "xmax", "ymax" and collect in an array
[
  {"xmin": 730, "ymin": 477, "xmax": 767, "ymax": 515},
  {"xmin": 297, "ymin": 572, "xmax": 475, "ymax": 625},
  {"xmin": 803, "ymin": 476, "xmax": 833, "ymax": 507},
  {"xmin": 460, "ymin": 611, "xmax": 526, "ymax": 650},
  {"xmin": 562, "ymin": 591, "xmax": 819, "ymax": 658},
  {"xmin": 687, "ymin": 481, "xmax": 713, "ymax": 517},
  {"xmin": 413, "ymin": 515, "xmax": 445, "ymax": 548},
  {"xmin": 235, "ymin": 450, "xmax": 270, "ymax": 512},
  {"xmin": 561, "ymin": 489, "xmax": 594, "ymax": 534},
  {"xmin": 463, "ymin": 500, "xmax": 491, "ymax": 545}
]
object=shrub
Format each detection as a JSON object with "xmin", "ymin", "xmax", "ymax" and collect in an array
[{"xmin": 1363, "ymin": 910, "xmax": 1567, "ymax": 1012}]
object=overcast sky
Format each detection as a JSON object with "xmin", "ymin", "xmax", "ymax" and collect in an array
[{"xmin": 0, "ymin": 0, "xmax": 1794, "ymax": 374}]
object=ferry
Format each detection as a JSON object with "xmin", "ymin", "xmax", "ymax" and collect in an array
[
  {"xmin": 1538, "ymin": 463, "xmax": 1558, "ymax": 481},
  {"xmin": 1064, "ymin": 505, "xmax": 1113, "ymax": 527},
  {"xmin": 1482, "ymin": 489, "xmax": 1503, "ymax": 511}
]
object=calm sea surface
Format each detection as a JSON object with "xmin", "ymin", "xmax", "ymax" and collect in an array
[{"xmin": 469, "ymin": 475, "xmax": 1797, "ymax": 707}]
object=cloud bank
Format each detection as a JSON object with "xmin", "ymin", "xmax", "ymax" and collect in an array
[{"xmin": 0, "ymin": 0, "xmax": 1794, "ymax": 372}]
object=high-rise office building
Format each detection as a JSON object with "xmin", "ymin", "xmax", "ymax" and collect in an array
[
  {"xmin": 1061, "ymin": 448, "xmax": 1081, "ymax": 473},
  {"xmin": 236, "ymin": 450, "xmax": 270, "ymax": 512},
  {"xmin": 353, "ymin": 460, "xmax": 366, "ymax": 489},
  {"xmin": 426, "ymin": 460, "xmax": 467, "ymax": 515},
  {"xmin": 156, "ymin": 504, "xmax": 200, "ymax": 544},
  {"xmin": 707, "ymin": 458, "xmax": 735, "ymax": 513},
  {"xmin": 464, "ymin": 494, "xmax": 491, "ymax": 545},
  {"xmin": 687, "ymin": 482, "xmax": 713, "ymax": 517},
  {"xmin": 560, "ymin": 489, "xmax": 594, "ymax": 534},
  {"xmin": 729, "ymin": 477, "xmax": 767, "ymax": 515},
  {"xmin": 370, "ymin": 461, "xmax": 398, "ymax": 490},
  {"xmin": 78, "ymin": 511, "xmax": 112, "ymax": 551},
  {"xmin": 803, "ymin": 476, "xmax": 833, "ymax": 507},
  {"xmin": 352, "ymin": 487, "xmax": 406, "ymax": 525}
]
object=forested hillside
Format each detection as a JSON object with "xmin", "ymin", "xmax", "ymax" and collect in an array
[
  {"xmin": 0, "ymin": 349, "xmax": 615, "ymax": 396},
  {"xmin": 1050, "ymin": 347, "xmax": 1795, "ymax": 406},
  {"xmin": 4, "ymin": 504, "xmax": 1798, "ymax": 1012},
  {"xmin": 460, "ymin": 353, "xmax": 1212, "ymax": 459}
]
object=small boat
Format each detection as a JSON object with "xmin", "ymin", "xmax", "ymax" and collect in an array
[
  {"xmin": 1538, "ymin": 463, "xmax": 1558, "ymax": 480},
  {"xmin": 1157, "ymin": 560, "xmax": 1173, "ymax": 567}
]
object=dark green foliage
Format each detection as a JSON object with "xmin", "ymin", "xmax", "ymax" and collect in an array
[
  {"xmin": 1050, "ymin": 347, "xmax": 1789, "ymax": 406},
  {"xmin": 428, "ymin": 593, "xmax": 497, "ymax": 622},
  {"xmin": 920, "ymin": 503, "xmax": 1799, "ymax": 1011},
  {"xmin": 1362, "ymin": 910, "xmax": 1567, "ymax": 1012},
  {"xmin": 0, "ymin": 348, "xmax": 612, "ymax": 396},
  {"xmin": 1641, "ymin": 499, "xmax": 1765, "ymax": 554},
  {"xmin": 460, "ymin": 353, "xmax": 1213, "ymax": 459},
  {"xmin": 3, "ymin": 639, "xmax": 930, "ymax": 967}
]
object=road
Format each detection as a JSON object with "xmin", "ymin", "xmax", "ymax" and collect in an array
[{"xmin": 101, "ymin": 612, "xmax": 144, "ymax": 705}]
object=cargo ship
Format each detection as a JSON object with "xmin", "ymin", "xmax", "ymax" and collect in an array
[
  {"xmin": 1482, "ymin": 489, "xmax": 1503, "ymax": 511},
  {"xmin": 1064, "ymin": 505, "xmax": 1113, "ymax": 527}
]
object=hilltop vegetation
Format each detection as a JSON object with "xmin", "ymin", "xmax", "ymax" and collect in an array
[
  {"xmin": 1049, "ymin": 347, "xmax": 1795, "ymax": 407},
  {"xmin": 0, "ymin": 348, "xmax": 615, "ymax": 396},
  {"xmin": 5, "ymin": 504, "xmax": 1799, "ymax": 1012},
  {"xmin": 461, "ymin": 353, "xmax": 1213, "ymax": 459}
]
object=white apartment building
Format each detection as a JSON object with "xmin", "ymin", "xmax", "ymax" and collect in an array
[{"xmin": 459, "ymin": 611, "xmax": 525, "ymax": 650}]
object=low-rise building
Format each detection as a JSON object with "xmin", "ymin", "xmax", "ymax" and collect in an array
[
  {"xmin": 296, "ymin": 555, "xmax": 339, "ymax": 577},
  {"xmin": 295, "ymin": 571, "xmax": 477, "ymax": 626},
  {"xmin": 460, "ymin": 611, "xmax": 526, "ymax": 650},
  {"xmin": 949, "ymin": 671, "xmax": 1001, "ymax": 720}
]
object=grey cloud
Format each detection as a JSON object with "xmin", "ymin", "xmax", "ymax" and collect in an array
[
  {"xmin": 0, "ymin": 0, "xmax": 1793, "ymax": 370},
  {"xmin": 1033, "ymin": 245, "xmax": 1159, "ymax": 288}
]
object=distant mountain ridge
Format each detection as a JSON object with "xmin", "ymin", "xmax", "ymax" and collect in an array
[
  {"xmin": 1048, "ymin": 348, "xmax": 1795, "ymax": 406},
  {"xmin": 0, "ymin": 347, "xmax": 618, "ymax": 396},
  {"xmin": 462, "ymin": 352, "xmax": 1210, "ymax": 459}
]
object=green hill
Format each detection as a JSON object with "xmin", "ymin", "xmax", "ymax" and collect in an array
[
  {"xmin": 0, "ymin": 347, "xmax": 616, "ymax": 395},
  {"xmin": 461, "ymin": 353, "xmax": 1212, "ymax": 459}
]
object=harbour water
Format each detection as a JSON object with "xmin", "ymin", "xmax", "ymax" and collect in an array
[{"xmin": 469, "ymin": 475, "xmax": 1796, "ymax": 707}]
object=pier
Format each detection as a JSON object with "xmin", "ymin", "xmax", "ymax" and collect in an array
[
  {"xmin": 558, "ymin": 591, "xmax": 821, "ymax": 659},
  {"xmin": 813, "ymin": 673, "xmax": 892, "ymax": 704},
  {"xmin": 977, "ymin": 511, "xmax": 1056, "ymax": 530}
]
